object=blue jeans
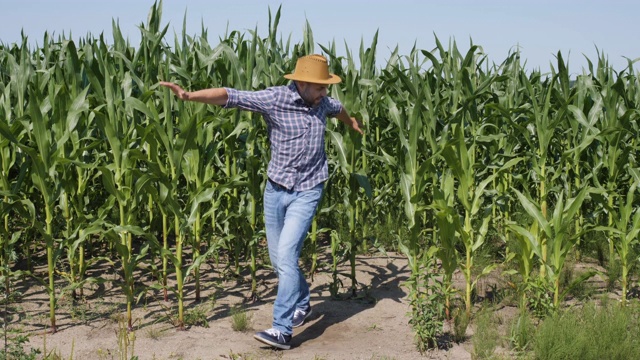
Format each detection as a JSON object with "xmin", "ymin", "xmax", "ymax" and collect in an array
[{"xmin": 263, "ymin": 179, "xmax": 324, "ymax": 335}]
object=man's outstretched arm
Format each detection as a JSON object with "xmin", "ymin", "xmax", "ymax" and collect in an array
[{"xmin": 159, "ymin": 81, "xmax": 229, "ymax": 106}]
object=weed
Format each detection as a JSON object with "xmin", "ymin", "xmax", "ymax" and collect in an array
[
  {"xmin": 452, "ymin": 307, "xmax": 469, "ymax": 343},
  {"xmin": 507, "ymin": 308, "xmax": 535, "ymax": 353},
  {"xmin": 0, "ymin": 290, "xmax": 23, "ymax": 306},
  {"xmin": 115, "ymin": 319, "xmax": 136, "ymax": 360},
  {"xmin": 0, "ymin": 334, "xmax": 41, "ymax": 360},
  {"xmin": 471, "ymin": 306, "xmax": 499, "ymax": 360},
  {"xmin": 145, "ymin": 326, "xmax": 168, "ymax": 341},
  {"xmin": 206, "ymin": 292, "xmax": 217, "ymax": 307},
  {"xmin": 533, "ymin": 302, "xmax": 640, "ymax": 360},
  {"xmin": 230, "ymin": 305, "xmax": 252, "ymax": 332},
  {"xmin": 96, "ymin": 348, "xmax": 111, "ymax": 360},
  {"xmin": 184, "ymin": 303, "xmax": 210, "ymax": 328},
  {"xmin": 152, "ymin": 294, "xmax": 214, "ymax": 329},
  {"xmin": 407, "ymin": 253, "xmax": 447, "ymax": 353},
  {"xmin": 526, "ymin": 277, "xmax": 554, "ymax": 318},
  {"xmin": 66, "ymin": 299, "xmax": 94, "ymax": 324}
]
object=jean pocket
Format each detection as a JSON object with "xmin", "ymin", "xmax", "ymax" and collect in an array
[
  {"xmin": 305, "ymin": 183, "xmax": 325, "ymax": 202},
  {"xmin": 265, "ymin": 179, "xmax": 276, "ymax": 193}
]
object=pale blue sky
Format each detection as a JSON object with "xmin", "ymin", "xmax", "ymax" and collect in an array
[{"xmin": 2, "ymin": 0, "xmax": 638, "ymax": 74}]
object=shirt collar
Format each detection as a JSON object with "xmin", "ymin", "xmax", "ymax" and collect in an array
[{"xmin": 288, "ymin": 82, "xmax": 304, "ymax": 104}]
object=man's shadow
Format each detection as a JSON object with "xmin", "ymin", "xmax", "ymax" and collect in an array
[{"xmin": 291, "ymin": 257, "xmax": 409, "ymax": 347}]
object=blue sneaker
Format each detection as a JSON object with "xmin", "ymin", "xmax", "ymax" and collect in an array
[
  {"xmin": 254, "ymin": 328, "xmax": 292, "ymax": 350},
  {"xmin": 292, "ymin": 308, "xmax": 312, "ymax": 328}
]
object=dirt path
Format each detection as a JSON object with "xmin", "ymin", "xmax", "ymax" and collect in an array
[{"xmin": 19, "ymin": 253, "xmax": 474, "ymax": 360}]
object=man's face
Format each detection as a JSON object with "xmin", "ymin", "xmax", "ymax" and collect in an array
[{"xmin": 297, "ymin": 82, "xmax": 328, "ymax": 107}]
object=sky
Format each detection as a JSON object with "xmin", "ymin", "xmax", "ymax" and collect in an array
[{"xmin": 1, "ymin": 0, "xmax": 639, "ymax": 74}]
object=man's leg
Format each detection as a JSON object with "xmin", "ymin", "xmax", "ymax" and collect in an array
[
  {"xmin": 270, "ymin": 183, "xmax": 323, "ymax": 335},
  {"xmin": 264, "ymin": 180, "xmax": 286, "ymax": 272},
  {"xmin": 255, "ymin": 180, "xmax": 291, "ymax": 349}
]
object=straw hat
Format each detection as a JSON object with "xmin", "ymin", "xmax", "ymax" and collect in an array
[{"xmin": 284, "ymin": 54, "xmax": 342, "ymax": 84}]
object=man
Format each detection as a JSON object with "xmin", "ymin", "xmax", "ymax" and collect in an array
[{"xmin": 159, "ymin": 54, "xmax": 363, "ymax": 350}]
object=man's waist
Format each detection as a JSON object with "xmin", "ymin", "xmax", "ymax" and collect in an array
[{"xmin": 267, "ymin": 172, "xmax": 327, "ymax": 192}]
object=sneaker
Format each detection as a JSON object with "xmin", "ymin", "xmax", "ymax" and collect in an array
[
  {"xmin": 292, "ymin": 308, "xmax": 312, "ymax": 328},
  {"xmin": 253, "ymin": 328, "xmax": 292, "ymax": 350}
]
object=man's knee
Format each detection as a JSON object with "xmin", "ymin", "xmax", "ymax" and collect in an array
[{"xmin": 275, "ymin": 260, "xmax": 299, "ymax": 277}]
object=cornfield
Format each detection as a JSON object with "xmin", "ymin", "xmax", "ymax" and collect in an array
[{"xmin": 1, "ymin": 1, "xmax": 639, "ymax": 351}]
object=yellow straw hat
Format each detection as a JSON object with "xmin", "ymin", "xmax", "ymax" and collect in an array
[{"xmin": 284, "ymin": 54, "xmax": 342, "ymax": 84}]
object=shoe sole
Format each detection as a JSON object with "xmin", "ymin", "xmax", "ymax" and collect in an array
[
  {"xmin": 253, "ymin": 334, "xmax": 291, "ymax": 350},
  {"xmin": 292, "ymin": 309, "xmax": 313, "ymax": 328}
]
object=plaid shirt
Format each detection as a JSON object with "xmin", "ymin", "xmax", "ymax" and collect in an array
[{"xmin": 225, "ymin": 83, "xmax": 343, "ymax": 191}]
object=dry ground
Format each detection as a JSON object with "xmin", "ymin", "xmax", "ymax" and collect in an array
[{"xmin": 9, "ymin": 249, "xmax": 610, "ymax": 360}]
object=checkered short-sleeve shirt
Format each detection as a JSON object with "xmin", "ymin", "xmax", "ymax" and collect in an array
[{"xmin": 225, "ymin": 83, "xmax": 343, "ymax": 191}]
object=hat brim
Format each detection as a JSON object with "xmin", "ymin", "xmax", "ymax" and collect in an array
[{"xmin": 284, "ymin": 73, "xmax": 342, "ymax": 84}]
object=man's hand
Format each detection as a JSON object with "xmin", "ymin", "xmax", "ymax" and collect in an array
[
  {"xmin": 336, "ymin": 107, "xmax": 364, "ymax": 135},
  {"xmin": 159, "ymin": 81, "xmax": 190, "ymax": 100},
  {"xmin": 350, "ymin": 117, "xmax": 364, "ymax": 135}
]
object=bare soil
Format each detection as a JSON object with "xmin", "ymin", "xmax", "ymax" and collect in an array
[{"xmin": 11, "ymin": 250, "xmax": 609, "ymax": 360}]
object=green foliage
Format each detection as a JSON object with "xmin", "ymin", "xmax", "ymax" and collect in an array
[
  {"xmin": 560, "ymin": 264, "xmax": 598, "ymax": 301},
  {"xmin": 1, "ymin": 2, "xmax": 640, "ymax": 353},
  {"xmin": 452, "ymin": 306, "xmax": 470, "ymax": 343},
  {"xmin": 184, "ymin": 303, "xmax": 210, "ymax": 328},
  {"xmin": 115, "ymin": 320, "xmax": 137, "ymax": 360},
  {"xmin": 230, "ymin": 305, "xmax": 252, "ymax": 332},
  {"xmin": 407, "ymin": 251, "xmax": 447, "ymax": 353},
  {"xmin": 0, "ymin": 334, "xmax": 41, "ymax": 360},
  {"xmin": 525, "ymin": 277, "xmax": 554, "ymax": 318},
  {"xmin": 471, "ymin": 306, "xmax": 500, "ymax": 360},
  {"xmin": 508, "ymin": 309, "xmax": 535, "ymax": 353},
  {"xmin": 533, "ymin": 302, "xmax": 640, "ymax": 360}
]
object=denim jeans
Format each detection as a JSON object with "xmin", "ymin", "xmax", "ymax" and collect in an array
[{"xmin": 263, "ymin": 179, "xmax": 324, "ymax": 335}]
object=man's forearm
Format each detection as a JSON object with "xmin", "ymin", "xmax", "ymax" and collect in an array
[
  {"xmin": 336, "ymin": 107, "xmax": 353, "ymax": 125},
  {"xmin": 185, "ymin": 88, "xmax": 229, "ymax": 106},
  {"xmin": 335, "ymin": 107, "xmax": 364, "ymax": 134}
]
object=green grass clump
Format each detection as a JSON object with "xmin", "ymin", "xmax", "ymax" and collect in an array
[
  {"xmin": 471, "ymin": 306, "xmax": 500, "ymax": 359},
  {"xmin": 452, "ymin": 307, "xmax": 470, "ymax": 343},
  {"xmin": 533, "ymin": 302, "xmax": 640, "ymax": 360},
  {"xmin": 231, "ymin": 305, "xmax": 252, "ymax": 332},
  {"xmin": 508, "ymin": 309, "xmax": 535, "ymax": 353}
]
